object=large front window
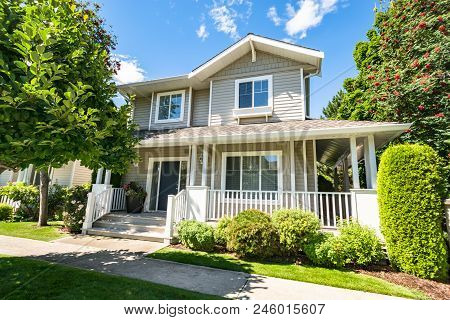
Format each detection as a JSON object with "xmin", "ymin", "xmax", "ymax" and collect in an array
[
  {"xmin": 156, "ymin": 91, "xmax": 185, "ymax": 123},
  {"xmin": 224, "ymin": 153, "xmax": 280, "ymax": 191}
]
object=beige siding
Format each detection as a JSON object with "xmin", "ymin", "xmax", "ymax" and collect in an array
[
  {"xmin": 210, "ymin": 69, "xmax": 304, "ymax": 126},
  {"xmin": 133, "ymin": 97, "xmax": 152, "ymax": 130},
  {"xmin": 51, "ymin": 162, "xmax": 74, "ymax": 186},
  {"xmin": 213, "ymin": 51, "xmax": 300, "ymax": 78},
  {"xmin": 192, "ymin": 89, "xmax": 210, "ymax": 127},
  {"xmin": 71, "ymin": 161, "xmax": 93, "ymax": 186}
]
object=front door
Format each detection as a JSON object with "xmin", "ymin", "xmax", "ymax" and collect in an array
[
  {"xmin": 148, "ymin": 160, "xmax": 188, "ymax": 212},
  {"xmin": 157, "ymin": 161, "xmax": 180, "ymax": 211}
]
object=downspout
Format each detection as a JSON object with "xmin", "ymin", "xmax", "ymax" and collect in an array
[{"xmin": 303, "ymin": 58, "xmax": 322, "ymax": 119}]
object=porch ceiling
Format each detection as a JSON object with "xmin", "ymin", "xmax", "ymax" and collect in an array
[{"xmin": 136, "ymin": 120, "xmax": 411, "ymax": 159}]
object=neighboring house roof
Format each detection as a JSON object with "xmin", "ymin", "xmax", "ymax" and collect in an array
[{"xmin": 118, "ymin": 34, "xmax": 324, "ymax": 97}]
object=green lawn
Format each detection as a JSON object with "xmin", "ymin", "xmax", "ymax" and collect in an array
[
  {"xmin": 0, "ymin": 221, "xmax": 67, "ymax": 241},
  {"xmin": 0, "ymin": 255, "xmax": 221, "ymax": 300},
  {"xmin": 149, "ymin": 247, "xmax": 429, "ymax": 300}
]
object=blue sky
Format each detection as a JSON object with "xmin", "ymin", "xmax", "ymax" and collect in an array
[{"xmin": 99, "ymin": 0, "xmax": 377, "ymax": 118}]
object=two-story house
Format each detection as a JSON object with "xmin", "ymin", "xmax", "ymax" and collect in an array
[{"xmin": 82, "ymin": 34, "xmax": 410, "ymax": 242}]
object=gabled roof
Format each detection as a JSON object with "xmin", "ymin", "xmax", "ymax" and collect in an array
[
  {"xmin": 189, "ymin": 34, "xmax": 324, "ymax": 81},
  {"xmin": 118, "ymin": 34, "xmax": 324, "ymax": 97}
]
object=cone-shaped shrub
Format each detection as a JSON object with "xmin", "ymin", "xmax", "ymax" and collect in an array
[{"xmin": 378, "ymin": 144, "xmax": 448, "ymax": 279}]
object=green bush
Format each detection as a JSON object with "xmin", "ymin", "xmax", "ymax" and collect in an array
[
  {"xmin": 272, "ymin": 209, "xmax": 320, "ymax": 256},
  {"xmin": 337, "ymin": 221, "xmax": 384, "ymax": 266},
  {"xmin": 227, "ymin": 209, "xmax": 279, "ymax": 258},
  {"xmin": 0, "ymin": 203, "xmax": 13, "ymax": 221},
  {"xmin": 303, "ymin": 222, "xmax": 383, "ymax": 268},
  {"xmin": 63, "ymin": 184, "xmax": 90, "ymax": 233},
  {"xmin": 214, "ymin": 217, "xmax": 232, "ymax": 247},
  {"xmin": 48, "ymin": 184, "xmax": 68, "ymax": 221},
  {"xmin": 0, "ymin": 182, "xmax": 39, "ymax": 221},
  {"xmin": 378, "ymin": 144, "xmax": 448, "ymax": 280},
  {"xmin": 303, "ymin": 232, "xmax": 346, "ymax": 268},
  {"xmin": 177, "ymin": 220, "xmax": 215, "ymax": 252}
]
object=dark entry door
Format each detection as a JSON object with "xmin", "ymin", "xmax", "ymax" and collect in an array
[{"xmin": 157, "ymin": 161, "xmax": 180, "ymax": 211}]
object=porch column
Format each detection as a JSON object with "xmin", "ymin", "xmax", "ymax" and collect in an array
[
  {"xmin": 96, "ymin": 168, "xmax": 104, "ymax": 184},
  {"xmin": 210, "ymin": 144, "xmax": 216, "ymax": 189},
  {"xmin": 104, "ymin": 169, "xmax": 112, "ymax": 185},
  {"xmin": 367, "ymin": 134, "xmax": 377, "ymax": 189},
  {"xmin": 343, "ymin": 159, "xmax": 350, "ymax": 192},
  {"xmin": 363, "ymin": 138, "xmax": 372, "ymax": 188},
  {"xmin": 302, "ymin": 140, "xmax": 308, "ymax": 192},
  {"xmin": 350, "ymin": 136, "xmax": 360, "ymax": 189},
  {"xmin": 189, "ymin": 145, "xmax": 197, "ymax": 186},
  {"xmin": 289, "ymin": 140, "xmax": 296, "ymax": 192},
  {"xmin": 201, "ymin": 144, "xmax": 209, "ymax": 186}
]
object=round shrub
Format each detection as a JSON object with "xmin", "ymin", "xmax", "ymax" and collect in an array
[
  {"xmin": 0, "ymin": 203, "xmax": 13, "ymax": 221},
  {"xmin": 337, "ymin": 221, "xmax": 383, "ymax": 266},
  {"xmin": 214, "ymin": 217, "xmax": 232, "ymax": 247},
  {"xmin": 378, "ymin": 144, "xmax": 448, "ymax": 279},
  {"xmin": 0, "ymin": 182, "xmax": 39, "ymax": 221},
  {"xmin": 177, "ymin": 220, "xmax": 215, "ymax": 252},
  {"xmin": 227, "ymin": 209, "xmax": 279, "ymax": 258},
  {"xmin": 63, "ymin": 184, "xmax": 90, "ymax": 233},
  {"xmin": 272, "ymin": 209, "xmax": 320, "ymax": 256},
  {"xmin": 303, "ymin": 232, "xmax": 346, "ymax": 268}
]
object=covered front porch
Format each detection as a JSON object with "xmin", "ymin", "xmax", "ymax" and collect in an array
[{"xmin": 82, "ymin": 120, "xmax": 409, "ymax": 242}]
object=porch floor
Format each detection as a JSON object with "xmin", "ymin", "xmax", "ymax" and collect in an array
[{"xmin": 86, "ymin": 211, "xmax": 167, "ymax": 243}]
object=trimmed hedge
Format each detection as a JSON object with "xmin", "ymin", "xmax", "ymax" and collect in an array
[
  {"xmin": 272, "ymin": 209, "xmax": 320, "ymax": 256},
  {"xmin": 227, "ymin": 209, "xmax": 279, "ymax": 258},
  {"xmin": 378, "ymin": 144, "xmax": 448, "ymax": 280},
  {"xmin": 177, "ymin": 220, "xmax": 215, "ymax": 252},
  {"xmin": 214, "ymin": 217, "xmax": 232, "ymax": 247},
  {"xmin": 0, "ymin": 203, "xmax": 14, "ymax": 221},
  {"xmin": 303, "ymin": 221, "xmax": 383, "ymax": 268}
]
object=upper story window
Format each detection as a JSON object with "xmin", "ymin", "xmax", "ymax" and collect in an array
[
  {"xmin": 155, "ymin": 90, "xmax": 185, "ymax": 123},
  {"xmin": 235, "ymin": 75, "xmax": 273, "ymax": 109}
]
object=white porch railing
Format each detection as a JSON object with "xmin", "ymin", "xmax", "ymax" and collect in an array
[
  {"xmin": 110, "ymin": 188, "xmax": 126, "ymax": 211},
  {"xmin": 0, "ymin": 195, "xmax": 21, "ymax": 213},
  {"xmin": 207, "ymin": 190, "xmax": 352, "ymax": 228}
]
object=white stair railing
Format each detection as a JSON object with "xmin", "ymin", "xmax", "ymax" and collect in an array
[
  {"xmin": 164, "ymin": 189, "xmax": 187, "ymax": 241},
  {"xmin": 110, "ymin": 188, "xmax": 126, "ymax": 211}
]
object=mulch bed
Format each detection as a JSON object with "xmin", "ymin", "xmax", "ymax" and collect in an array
[{"xmin": 355, "ymin": 265, "xmax": 450, "ymax": 300}]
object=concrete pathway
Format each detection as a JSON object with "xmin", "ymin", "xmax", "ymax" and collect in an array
[{"xmin": 0, "ymin": 235, "xmax": 402, "ymax": 300}]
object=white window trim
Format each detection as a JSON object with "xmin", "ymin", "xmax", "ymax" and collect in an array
[
  {"xmin": 234, "ymin": 75, "xmax": 273, "ymax": 110},
  {"xmin": 220, "ymin": 151, "xmax": 283, "ymax": 192},
  {"xmin": 155, "ymin": 90, "xmax": 185, "ymax": 124}
]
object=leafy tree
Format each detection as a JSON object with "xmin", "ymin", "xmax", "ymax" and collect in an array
[
  {"xmin": 0, "ymin": 0, "xmax": 138, "ymax": 226},
  {"xmin": 324, "ymin": 0, "xmax": 449, "ymax": 161},
  {"xmin": 322, "ymin": 89, "xmax": 344, "ymax": 119}
]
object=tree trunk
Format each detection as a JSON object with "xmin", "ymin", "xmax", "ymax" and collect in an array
[{"xmin": 37, "ymin": 169, "xmax": 50, "ymax": 227}]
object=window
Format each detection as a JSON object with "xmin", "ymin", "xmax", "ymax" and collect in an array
[
  {"xmin": 222, "ymin": 152, "xmax": 281, "ymax": 192},
  {"xmin": 156, "ymin": 90, "xmax": 185, "ymax": 123},
  {"xmin": 235, "ymin": 75, "xmax": 272, "ymax": 109}
]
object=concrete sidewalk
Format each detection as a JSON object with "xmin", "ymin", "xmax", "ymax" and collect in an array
[{"xmin": 0, "ymin": 235, "xmax": 402, "ymax": 300}]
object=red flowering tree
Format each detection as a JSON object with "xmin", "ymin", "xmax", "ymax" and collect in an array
[{"xmin": 325, "ymin": 0, "xmax": 449, "ymax": 161}]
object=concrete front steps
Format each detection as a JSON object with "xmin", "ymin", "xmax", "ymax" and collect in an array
[{"xmin": 86, "ymin": 212, "xmax": 167, "ymax": 243}]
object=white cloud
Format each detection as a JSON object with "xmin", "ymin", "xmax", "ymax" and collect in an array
[
  {"xmin": 285, "ymin": 0, "xmax": 338, "ymax": 39},
  {"xmin": 267, "ymin": 6, "xmax": 281, "ymax": 26},
  {"xmin": 209, "ymin": 5, "xmax": 239, "ymax": 40},
  {"xmin": 113, "ymin": 55, "xmax": 146, "ymax": 85},
  {"xmin": 196, "ymin": 24, "xmax": 209, "ymax": 40}
]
